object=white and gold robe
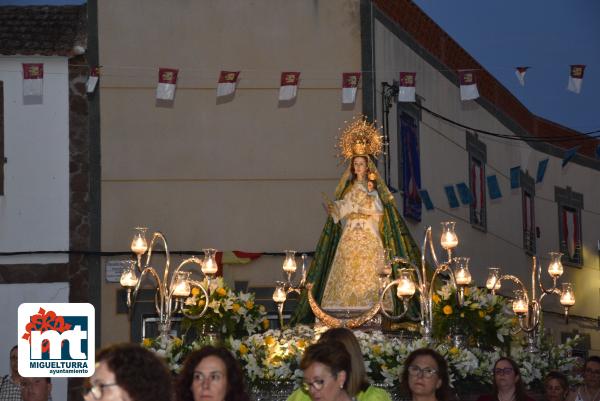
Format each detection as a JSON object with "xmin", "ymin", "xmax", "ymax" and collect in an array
[{"xmin": 321, "ymin": 181, "xmax": 386, "ymax": 310}]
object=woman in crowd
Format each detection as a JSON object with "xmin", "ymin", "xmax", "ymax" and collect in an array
[
  {"xmin": 476, "ymin": 357, "xmax": 534, "ymax": 401},
  {"xmin": 300, "ymin": 341, "xmax": 353, "ymax": 401},
  {"xmin": 567, "ymin": 356, "xmax": 600, "ymax": 401},
  {"xmin": 83, "ymin": 343, "xmax": 172, "ymax": 401},
  {"xmin": 400, "ymin": 348, "xmax": 452, "ymax": 401},
  {"xmin": 288, "ymin": 327, "xmax": 391, "ymax": 401},
  {"xmin": 544, "ymin": 371, "xmax": 570, "ymax": 401},
  {"xmin": 176, "ymin": 345, "xmax": 250, "ymax": 401}
]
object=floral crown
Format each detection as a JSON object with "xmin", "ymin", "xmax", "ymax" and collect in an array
[{"xmin": 336, "ymin": 116, "xmax": 383, "ymax": 160}]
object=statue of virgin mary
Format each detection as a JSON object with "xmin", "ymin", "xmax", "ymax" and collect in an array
[{"xmin": 291, "ymin": 116, "xmax": 422, "ymax": 324}]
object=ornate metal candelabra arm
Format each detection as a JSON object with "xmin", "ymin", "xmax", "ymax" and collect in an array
[
  {"xmin": 272, "ymin": 252, "xmax": 309, "ymax": 328},
  {"xmin": 120, "ymin": 227, "xmax": 216, "ymax": 343},
  {"xmin": 486, "ymin": 253, "xmax": 575, "ymax": 352}
]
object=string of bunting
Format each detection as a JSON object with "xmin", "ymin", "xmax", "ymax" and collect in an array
[{"xmin": 17, "ymin": 63, "xmax": 590, "ymax": 101}]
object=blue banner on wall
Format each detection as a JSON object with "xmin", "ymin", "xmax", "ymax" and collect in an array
[
  {"xmin": 444, "ymin": 185, "xmax": 460, "ymax": 209},
  {"xmin": 487, "ymin": 175, "xmax": 502, "ymax": 199},
  {"xmin": 456, "ymin": 183, "xmax": 473, "ymax": 205},
  {"xmin": 510, "ymin": 166, "xmax": 520, "ymax": 189},
  {"xmin": 562, "ymin": 146, "xmax": 580, "ymax": 168},
  {"xmin": 536, "ymin": 159, "xmax": 549, "ymax": 183},
  {"xmin": 419, "ymin": 190, "xmax": 434, "ymax": 210}
]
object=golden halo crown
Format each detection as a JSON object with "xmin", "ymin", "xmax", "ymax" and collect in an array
[{"xmin": 336, "ymin": 116, "xmax": 383, "ymax": 160}]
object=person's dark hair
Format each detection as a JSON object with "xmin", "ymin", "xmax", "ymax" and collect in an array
[
  {"xmin": 350, "ymin": 156, "xmax": 369, "ymax": 181},
  {"xmin": 318, "ymin": 328, "xmax": 369, "ymax": 395},
  {"xmin": 300, "ymin": 341, "xmax": 352, "ymax": 391},
  {"xmin": 544, "ymin": 371, "xmax": 569, "ymax": 394},
  {"xmin": 176, "ymin": 346, "xmax": 250, "ymax": 401},
  {"xmin": 585, "ymin": 356, "xmax": 600, "ymax": 369},
  {"xmin": 491, "ymin": 357, "xmax": 528, "ymax": 401},
  {"xmin": 96, "ymin": 343, "xmax": 172, "ymax": 401},
  {"xmin": 10, "ymin": 345, "xmax": 17, "ymax": 353},
  {"xmin": 400, "ymin": 348, "xmax": 452, "ymax": 401}
]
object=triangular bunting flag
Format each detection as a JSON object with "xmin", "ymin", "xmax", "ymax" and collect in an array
[
  {"xmin": 459, "ymin": 70, "xmax": 479, "ymax": 101},
  {"xmin": 217, "ymin": 71, "xmax": 240, "ymax": 97},
  {"xmin": 398, "ymin": 72, "xmax": 416, "ymax": 102},
  {"xmin": 536, "ymin": 159, "xmax": 549, "ymax": 183},
  {"xmin": 562, "ymin": 146, "xmax": 580, "ymax": 167},
  {"xmin": 341, "ymin": 72, "xmax": 361, "ymax": 104},
  {"xmin": 515, "ymin": 67, "xmax": 529, "ymax": 86},
  {"xmin": 23, "ymin": 63, "xmax": 44, "ymax": 97},
  {"xmin": 567, "ymin": 65, "xmax": 585, "ymax": 94},
  {"xmin": 156, "ymin": 68, "xmax": 179, "ymax": 100},
  {"xmin": 279, "ymin": 72, "xmax": 300, "ymax": 101},
  {"xmin": 86, "ymin": 66, "xmax": 100, "ymax": 93}
]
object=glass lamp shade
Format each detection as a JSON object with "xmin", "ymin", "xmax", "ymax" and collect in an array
[
  {"xmin": 272, "ymin": 286, "xmax": 286, "ymax": 303},
  {"xmin": 512, "ymin": 290, "xmax": 528, "ymax": 315},
  {"xmin": 282, "ymin": 250, "xmax": 297, "ymax": 273},
  {"xmin": 440, "ymin": 222, "xmax": 459, "ymax": 250},
  {"xmin": 396, "ymin": 271, "xmax": 416, "ymax": 297},
  {"xmin": 560, "ymin": 283, "xmax": 575, "ymax": 306},
  {"xmin": 202, "ymin": 248, "xmax": 219, "ymax": 275},
  {"xmin": 119, "ymin": 261, "xmax": 138, "ymax": 288},
  {"xmin": 172, "ymin": 272, "xmax": 191, "ymax": 297},
  {"xmin": 131, "ymin": 227, "xmax": 148, "ymax": 255},
  {"xmin": 453, "ymin": 257, "xmax": 471, "ymax": 285},
  {"xmin": 547, "ymin": 252, "xmax": 564, "ymax": 278},
  {"xmin": 485, "ymin": 267, "xmax": 501, "ymax": 290}
]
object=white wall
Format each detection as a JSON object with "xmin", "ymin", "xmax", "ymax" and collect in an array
[
  {"xmin": 0, "ymin": 56, "xmax": 69, "ymax": 264},
  {"xmin": 0, "ymin": 283, "xmax": 69, "ymax": 401}
]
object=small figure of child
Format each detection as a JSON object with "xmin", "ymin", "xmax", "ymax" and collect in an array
[{"xmin": 367, "ymin": 172, "xmax": 378, "ymax": 195}]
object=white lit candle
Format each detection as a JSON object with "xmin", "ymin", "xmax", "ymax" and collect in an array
[
  {"xmin": 131, "ymin": 228, "xmax": 148, "ymax": 255},
  {"xmin": 512, "ymin": 298, "xmax": 528, "ymax": 314},
  {"xmin": 440, "ymin": 222, "xmax": 459, "ymax": 250},
  {"xmin": 272, "ymin": 287, "xmax": 286, "ymax": 303},
  {"xmin": 119, "ymin": 267, "xmax": 138, "ymax": 288},
  {"xmin": 396, "ymin": 272, "xmax": 416, "ymax": 297},
  {"xmin": 172, "ymin": 273, "xmax": 191, "ymax": 297},
  {"xmin": 282, "ymin": 251, "xmax": 297, "ymax": 273},
  {"xmin": 202, "ymin": 258, "xmax": 218, "ymax": 275},
  {"xmin": 455, "ymin": 268, "xmax": 471, "ymax": 286},
  {"xmin": 560, "ymin": 283, "xmax": 575, "ymax": 306},
  {"xmin": 486, "ymin": 276, "xmax": 501, "ymax": 290},
  {"xmin": 201, "ymin": 248, "xmax": 219, "ymax": 275},
  {"xmin": 547, "ymin": 252, "xmax": 564, "ymax": 278}
]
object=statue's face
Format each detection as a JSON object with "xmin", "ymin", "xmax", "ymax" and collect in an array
[{"xmin": 352, "ymin": 157, "xmax": 368, "ymax": 180}]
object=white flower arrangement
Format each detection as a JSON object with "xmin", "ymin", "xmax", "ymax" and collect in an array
[
  {"xmin": 142, "ymin": 312, "xmax": 579, "ymax": 393},
  {"xmin": 181, "ymin": 277, "xmax": 270, "ymax": 337}
]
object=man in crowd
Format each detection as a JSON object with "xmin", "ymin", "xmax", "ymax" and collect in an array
[
  {"xmin": 0, "ymin": 345, "xmax": 22, "ymax": 401},
  {"xmin": 20, "ymin": 378, "xmax": 51, "ymax": 401}
]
